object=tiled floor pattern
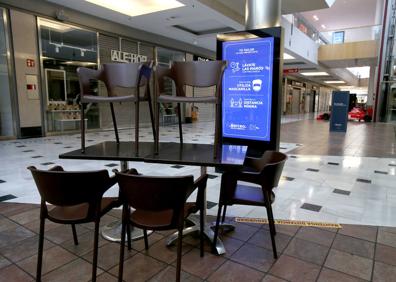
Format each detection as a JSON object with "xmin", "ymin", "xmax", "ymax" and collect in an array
[
  {"xmin": 0, "ymin": 121, "xmax": 396, "ymax": 227},
  {"xmin": 1, "ymin": 202, "xmax": 396, "ymax": 282}
]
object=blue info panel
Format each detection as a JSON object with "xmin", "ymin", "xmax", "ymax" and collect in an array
[{"xmin": 222, "ymin": 37, "xmax": 274, "ymax": 141}]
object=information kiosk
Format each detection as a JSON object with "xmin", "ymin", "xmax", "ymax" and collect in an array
[{"xmin": 217, "ymin": 27, "xmax": 283, "ymax": 156}]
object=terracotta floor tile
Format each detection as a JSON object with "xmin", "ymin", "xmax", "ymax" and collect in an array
[
  {"xmin": 0, "ymin": 217, "xmax": 18, "ymax": 232},
  {"xmin": 44, "ymin": 224, "xmax": 89, "ymax": 244},
  {"xmin": 178, "ymin": 248, "xmax": 226, "ymax": 279},
  {"xmin": 372, "ymin": 261, "xmax": 396, "ymax": 282},
  {"xmin": 332, "ymin": 234, "xmax": 375, "ymax": 259},
  {"xmin": 0, "ymin": 224, "xmax": 35, "ymax": 248},
  {"xmin": 108, "ymin": 252, "xmax": 166, "ymax": 282},
  {"xmin": 224, "ymin": 222, "xmax": 260, "ymax": 242},
  {"xmin": 96, "ymin": 272, "xmax": 118, "ymax": 282},
  {"xmin": 0, "ymin": 264, "xmax": 33, "ymax": 282},
  {"xmin": 83, "ymin": 242, "xmax": 136, "ymax": 271},
  {"xmin": 220, "ymin": 236, "xmax": 245, "ymax": 259},
  {"xmin": 377, "ymin": 229, "xmax": 396, "ymax": 248},
  {"xmin": 0, "ymin": 235, "xmax": 54, "ymax": 263},
  {"xmin": 147, "ymin": 265, "xmax": 202, "ymax": 282},
  {"xmin": 0, "ymin": 203, "xmax": 38, "ymax": 217},
  {"xmin": 375, "ymin": 243, "xmax": 396, "ymax": 267},
  {"xmin": 145, "ymin": 237, "xmax": 193, "ymax": 264},
  {"xmin": 42, "ymin": 258, "xmax": 102, "ymax": 282},
  {"xmin": 262, "ymin": 224, "xmax": 300, "ymax": 237},
  {"xmin": 295, "ymin": 227, "xmax": 336, "ymax": 247},
  {"xmin": 131, "ymin": 232, "xmax": 164, "ymax": 252},
  {"xmin": 284, "ymin": 237, "xmax": 329, "ymax": 265},
  {"xmin": 324, "ymin": 249, "xmax": 373, "ymax": 280},
  {"xmin": 17, "ymin": 245, "xmax": 77, "ymax": 277},
  {"xmin": 9, "ymin": 208, "xmax": 40, "ymax": 225},
  {"xmin": 379, "ymin": 226, "xmax": 396, "ymax": 235},
  {"xmin": 230, "ymin": 242, "xmax": 276, "ymax": 272},
  {"xmin": 248, "ymin": 229, "xmax": 292, "ymax": 253},
  {"xmin": 0, "ymin": 254, "xmax": 11, "ymax": 270},
  {"xmin": 61, "ymin": 230, "xmax": 107, "ymax": 256},
  {"xmin": 261, "ymin": 274, "xmax": 288, "ymax": 282},
  {"xmin": 269, "ymin": 255, "xmax": 321, "ymax": 282},
  {"xmin": 207, "ymin": 260, "xmax": 264, "ymax": 282},
  {"xmin": 317, "ymin": 267, "xmax": 366, "ymax": 282},
  {"xmin": 338, "ymin": 224, "xmax": 377, "ymax": 242}
]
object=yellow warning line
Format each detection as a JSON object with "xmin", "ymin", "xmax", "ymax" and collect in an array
[{"xmin": 235, "ymin": 217, "xmax": 342, "ymax": 229}]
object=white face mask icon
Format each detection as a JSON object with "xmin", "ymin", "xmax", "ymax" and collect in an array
[{"xmin": 252, "ymin": 79, "xmax": 262, "ymax": 92}]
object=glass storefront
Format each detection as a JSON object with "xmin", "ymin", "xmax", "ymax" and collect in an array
[
  {"xmin": 0, "ymin": 9, "xmax": 15, "ymax": 138},
  {"xmin": 38, "ymin": 18, "xmax": 99, "ymax": 132}
]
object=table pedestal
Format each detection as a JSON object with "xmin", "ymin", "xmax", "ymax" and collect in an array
[{"xmin": 101, "ymin": 221, "xmax": 153, "ymax": 242}]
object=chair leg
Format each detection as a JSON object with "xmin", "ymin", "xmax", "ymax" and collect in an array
[
  {"xmin": 200, "ymin": 206, "xmax": 204, "ymax": 257},
  {"xmin": 176, "ymin": 225, "xmax": 183, "ymax": 282},
  {"xmin": 71, "ymin": 224, "xmax": 78, "ymax": 245},
  {"xmin": 177, "ymin": 103, "xmax": 183, "ymax": 144},
  {"xmin": 134, "ymin": 101, "xmax": 139, "ymax": 154},
  {"xmin": 36, "ymin": 216, "xmax": 45, "ymax": 282},
  {"xmin": 81, "ymin": 103, "xmax": 85, "ymax": 153},
  {"xmin": 155, "ymin": 101, "xmax": 160, "ymax": 154},
  {"xmin": 110, "ymin": 103, "xmax": 120, "ymax": 144},
  {"xmin": 147, "ymin": 96, "xmax": 156, "ymax": 142},
  {"xmin": 264, "ymin": 191, "xmax": 278, "ymax": 259},
  {"xmin": 143, "ymin": 229, "xmax": 149, "ymax": 250},
  {"xmin": 118, "ymin": 205, "xmax": 128, "ymax": 282},
  {"xmin": 92, "ymin": 220, "xmax": 100, "ymax": 282},
  {"xmin": 212, "ymin": 203, "xmax": 223, "ymax": 254},
  {"xmin": 126, "ymin": 221, "xmax": 132, "ymax": 251},
  {"xmin": 213, "ymin": 102, "xmax": 220, "ymax": 159},
  {"xmin": 221, "ymin": 205, "xmax": 227, "ymax": 223}
]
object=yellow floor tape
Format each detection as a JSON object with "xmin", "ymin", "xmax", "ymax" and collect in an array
[{"xmin": 235, "ymin": 217, "xmax": 342, "ymax": 229}]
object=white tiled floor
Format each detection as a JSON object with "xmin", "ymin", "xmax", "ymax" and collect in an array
[{"xmin": 1, "ymin": 121, "xmax": 396, "ymax": 227}]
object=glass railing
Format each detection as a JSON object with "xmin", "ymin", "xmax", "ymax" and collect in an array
[{"xmin": 320, "ymin": 25, "xmax": 382, "ymax": 44}]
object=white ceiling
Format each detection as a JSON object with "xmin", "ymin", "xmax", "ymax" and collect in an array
[{"xmin": 300, "ymin": 0, "xmax": 384, "ymax": 32}]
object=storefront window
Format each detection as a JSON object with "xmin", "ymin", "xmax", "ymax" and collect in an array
[
  {"xmin": 38, "ymin": 18, "xmax": 98, "ymax": 132},
  {"xmin": 0, "ymin": 9, "xmax": 14, "ymax": 138}
]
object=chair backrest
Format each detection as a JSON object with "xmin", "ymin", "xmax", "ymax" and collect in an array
[
  {"xmin": 103, "ymin": 62, "xmax": 153, "ymax": 98},
  {"xmin": 28, "ymin": 166, "xmax": 112, "ymax": 215},
  {"xmin": 250, "ymin": 151, "xmax": 287, "ymax": 190},
  {"xmin": 116, "ymin": 172, "xmax": 194, "ymax": 227},
  {"xmin": 156, "ymin": 61, "xmax": 227, "ymax": 97},
  {"xmin": 77, "ymin": 67, "xmax": 105, "ymax": 97}
]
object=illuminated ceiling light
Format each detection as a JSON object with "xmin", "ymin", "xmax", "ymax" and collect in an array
[
  {"xmin": 313, "ymin": 15, "xmax": 319, "ymax": 21},
  {"xmin": 324, "ymin": 80, "xmax": 345, "ymax": 84},
  {"xmin": 283, "ymin": 53, "xmax": 295, "ymax": 60},
  {"xmin": 301, "ymin": 72, "xmax": 329, "ymax": 76},
  {"xmin": 347, "ymin": 66, "xmax": 370, "ymax": 79},
  {"xmin": 321, "ymin": 24, "xmax": 327, "ymax": 29},
  {"xmin": 85, "ymin": 0, "xmax": 185, "ymax": 17}
]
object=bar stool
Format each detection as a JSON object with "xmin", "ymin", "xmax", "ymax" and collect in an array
[
  {"xmin": 115, "ymin": 169, "xmax": 208, "ymax": 282},
  {"xmin": 28, "ymin": 165, "xmax": 119, "ymax": 282},
  {"xmin": 154, "ymin": 61, "xmax": 226, "ymax": 158},
  {"xmin": 212, "ymin": 151, "xmax": 287, "ymax": 259},
  {"xmin": 77, "ymin": 62, "xmax": 155, "ymax": 154}
]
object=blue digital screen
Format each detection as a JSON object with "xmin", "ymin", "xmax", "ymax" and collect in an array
[{"xmin": 222, "ymin": 37, "xmax": 274, "ymax": 141}]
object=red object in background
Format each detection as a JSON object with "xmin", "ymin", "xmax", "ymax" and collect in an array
[
  {"xmin": 26, "ymin": 59, "xmax": 35, "ymax": 67},
  {"xmin": 283, "ymin": 68, "xmax": 299, "ymax": 75},
  {"xmin": 348, "ymin": 107, "xmax": 372, "ymax": 122},
  {"xmin": 26, "ymin": 84, "xmax": 36, "ymax": 90}
]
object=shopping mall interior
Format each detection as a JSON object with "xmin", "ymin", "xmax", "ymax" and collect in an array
[{"xmin": 0, "ymin": 0, "xmax": 395, "ymax": 281}]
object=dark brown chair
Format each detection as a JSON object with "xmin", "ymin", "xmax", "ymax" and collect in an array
[
  {"xmin": 115, "ymin": 169, "xmax": 208, "ymax": 282},
  {"xmin": 213, "ymin": 151, "xmax": 287, "ymax": 259},
  {"xmin": 154, "ymin": 61, "xmax": 227, "ymax": 158},
  {"xmin": 77, "ymin": 62, "xmax": 155, "ymax": 154},
  {"xmin": 28, "ymin": 166, "xmax": 119, "ymax": 282}
]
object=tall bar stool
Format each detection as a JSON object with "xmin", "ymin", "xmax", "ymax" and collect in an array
[
  {"xmin": 28, "ymin": 166, "xmax": 119, "ymax": 282},
  {"xmin": 115, "ymin": 169, "xmax": 208, "ymax": 282},
  {"xmin": 212, "ymin": 151, "xmax": 287, "ymax": 259},
  {"xmin": 77, "ymin": 62, "xmax": 155, "ymax": 153},
  {"xmin": 154, "ymin": 61, "xmax": 226, "ymax": 158}
]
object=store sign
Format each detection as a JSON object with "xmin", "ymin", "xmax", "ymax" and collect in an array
[
  {"xmin": 222, "ymin": 37, "xmax": 274, "ymax": 141},
  {"xmin": 332, "ymin": 31, "xmax": 345, "ymax": 44},
  {"xmin": 330, "ymin": 91, "xmax": 350, "ymax": 132},
  {"xmin": 111, "ymin": 50, "xmax": 147, "ymax": 63},
  {"xmin": 26, "ymin": 59, "xmax": 35, "ymax": 68},
  {"xmin": 283, "ymin": 68, "xmax": 299, "ymax": 75}
]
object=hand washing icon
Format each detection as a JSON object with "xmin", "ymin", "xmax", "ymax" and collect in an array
[{"xmin": 252, "ymin": 79, "xmax": 262, "ymax": 92}]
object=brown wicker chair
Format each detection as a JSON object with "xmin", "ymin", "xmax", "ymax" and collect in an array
[
  {"xmin": 212, "ymin": 151, "xmax": 287, "ymax": 259},
  {"xmin": 115, "ymin": 169, "xmax": 208, "ymax": 282},
  {"xmin": 77, "ymin": 62, "xmax": 155, "ymax": 154},
  {"xmin": 154, "ymin": 61, "xmax": 226, "ymax": 158},
  {"xmin": 28, "ymin": 165, "xmax": 119, "ymax": 282}
]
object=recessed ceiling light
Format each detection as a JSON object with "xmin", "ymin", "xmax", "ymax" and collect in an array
[
  {"xmin": 313, "ymin": 15, "xmax": 319, "ymax": 21},
  {"xmin": 301, "ymin": 72, "xmax": 329, "ymax": 76},
  {"xmin": 85, "ymin": 0, "xmax": 185, "ymax": 17},
  {"xmin": 321, "ymin": 24, "xmax": 327, "ymax": 29},
  {"xmin": 324, "ymin": 80, "xmax": 345, "ymax": 84},
  {"xmin": 283, "ymin": 53, "xmax": 295, "ymax": 60}
]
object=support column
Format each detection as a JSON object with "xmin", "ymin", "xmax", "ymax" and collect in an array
[
  {"xmin": 245, "ymin": 0, "xmax": 281, "ymax": 29},
  {"xmin": 367, "ymin": 66, "xmax": 377, "ymax": 106}
]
